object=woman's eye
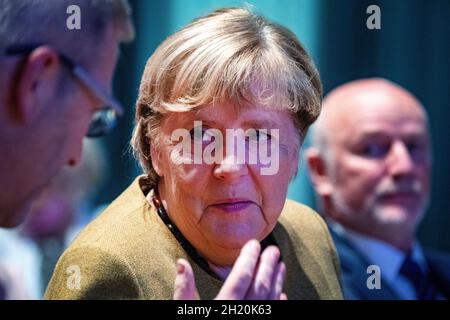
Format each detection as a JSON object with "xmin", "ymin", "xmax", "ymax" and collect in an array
[
  {"xmin": 247, "ymin": 129, "xmax": 272, "ymax": 142},
  {"xmin": 189, "ymin": 128, "xmax": 201, "ymax": 141},
  {"xmin": 189, "ymin": 128, "xmax": 213, "ymax": 142}
]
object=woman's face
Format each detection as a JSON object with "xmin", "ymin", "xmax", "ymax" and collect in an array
[{"xmin": 151, "ymin": 101, "xmax": 300, "ymax": 265}]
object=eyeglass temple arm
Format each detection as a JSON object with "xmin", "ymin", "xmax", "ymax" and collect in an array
[
  {"xmin": 5, "ymin": 45, "xmax": 124, "ymax": 117},
  {"xmin": 71, "ymin": 65, "xmax": 124, "ymax": 116}
]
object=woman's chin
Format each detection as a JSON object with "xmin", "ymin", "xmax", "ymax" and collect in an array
[{"xmin": 205, "ymin": 229, "xmax": 263, "ymax": 252}]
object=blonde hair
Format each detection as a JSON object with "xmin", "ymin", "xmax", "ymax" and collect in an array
[{"xmin": 132, "ymin": 7, "xmax": 322, "ymax": 187}]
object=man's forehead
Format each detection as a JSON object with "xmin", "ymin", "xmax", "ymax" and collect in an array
[
  {"xmin": 348, "ymin": 103, "xmax": 427, "ymax": 126},
  {"xmin": 330, "ymin": 105, "xmax": 427, "ymax": 139},
  {"xmin": 352, "ymin": 120, "xmax": 428, "ymax": 139},
  {"xmin": 325, "ymin": 85, "xmax": 425, "ymax": 124}
]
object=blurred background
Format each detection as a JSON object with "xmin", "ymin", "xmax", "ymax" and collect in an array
[{"xmin": 1, "ymin": 0, "xmax": 449, "ymax": 299}]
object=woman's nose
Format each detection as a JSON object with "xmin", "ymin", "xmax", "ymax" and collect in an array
[{"xmin": 213, "ymin": 153, "xmax": 249, "ymax": 182}]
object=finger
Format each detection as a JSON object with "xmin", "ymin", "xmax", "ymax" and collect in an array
[
  {"xmin": 269, "ymin": 261, "xmax": 286, "ymax": 300},
  {"xmin": 246, "ymin": 246, "xmax": 280, "ymax": 300},
  {"xmin": 216, "ymin": 239, "xmax": 261, "ymax": 300},
  {"xmin": 280, "ymin": 293, "xmax": 288, "ymax": 300},
  {"xmin": 173, "ymin": 259, "xmax": 197, "ymax": 300}
]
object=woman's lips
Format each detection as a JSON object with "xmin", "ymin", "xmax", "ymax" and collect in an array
[{"xmin": 210, "ymin": 200, "xmax": 254, "ymax": 213}]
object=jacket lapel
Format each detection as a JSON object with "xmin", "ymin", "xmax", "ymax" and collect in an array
[
  {"xmin": 425, "ymin": 251, "xmax": 450, "ymax": 299},
  {"xmin": 330, "ymin": 228, "xmax": 399, "ymax": 300}
]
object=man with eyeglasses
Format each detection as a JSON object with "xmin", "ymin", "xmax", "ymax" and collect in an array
[{"xmin": 0, "ymin": 0, "xmax": 134, "ymax": 228}]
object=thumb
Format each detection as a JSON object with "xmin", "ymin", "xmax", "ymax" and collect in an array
[{"xmin": 173, "ymin": 258, "xmax": 197, "ymax": 300}]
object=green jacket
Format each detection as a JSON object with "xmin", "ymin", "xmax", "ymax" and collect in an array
[{"xmin": 45, "ymin": 177, "xmax": 343, "ymax": 299}]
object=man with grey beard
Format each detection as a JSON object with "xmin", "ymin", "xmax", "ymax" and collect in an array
[{"xmin": 306, "ymin": 78, "xmax": 450, "ymax": 299}]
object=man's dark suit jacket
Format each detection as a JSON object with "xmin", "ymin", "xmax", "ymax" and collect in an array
[{"xmin": 330, "ymin": 227, "xmax": 450, "ymax": 300}]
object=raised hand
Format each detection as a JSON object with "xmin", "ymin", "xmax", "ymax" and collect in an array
[{"xmin": 173, "ymin": 239, "xmax": 287, "ymax": 300}]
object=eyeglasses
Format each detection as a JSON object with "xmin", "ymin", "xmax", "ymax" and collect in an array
[{"xmin": 4, "ymin": 45, "xmax": 124, "ymax": 138}]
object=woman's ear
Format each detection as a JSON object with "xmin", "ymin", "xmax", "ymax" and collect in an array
[
  {"xmin": 305, "ymin": 147, "xmax": 333, "ymax": 196},
  {"xmin": 14, "ymin": 46, "xmax": 61, "ymax": 124},
  {"xmin": 150, "ymin": 145, "xmax": 164, "ymax": 177}
]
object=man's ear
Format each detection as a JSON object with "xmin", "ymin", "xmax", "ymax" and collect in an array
[
  {"xmin": 305, "ymin": 147, "xmax": 333, "ymax": 196},
  {"xmin": 13, "ymin": 46, "xmax": 61, "ymax": 123},
  {"xmin": 150, "ymin": 145, "xmax": 164, "ymax": 177}
]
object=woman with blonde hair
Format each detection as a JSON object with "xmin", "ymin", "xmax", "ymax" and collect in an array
[{"xmin": 46, "ymin": 7, "xmax": 342, "ymax": 300}]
